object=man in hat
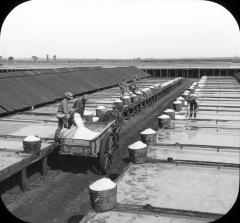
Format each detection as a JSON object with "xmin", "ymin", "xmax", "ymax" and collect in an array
[
  {"xmin": 54, "ymin": 92, "xmax": 73, "ymax": 141},
  {"xmin": 129, "ymin": 75, "xmax": 139, "ymax": 94},
  {"xmin": 119, "ymin": 78, "xmax": 128, "ymax": 97},
  {"xmin": 68, "ymin": 94, "xmax": 88, "ymax": 127},
  {"xmin": 186, "ymin": 93, "xmax": 198, "ymax": 119}
]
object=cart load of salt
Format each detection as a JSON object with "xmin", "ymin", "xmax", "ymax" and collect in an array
[
  {"xmin": 128, "ymin": 141, "xmax": 147, "ymax": 150},
  {"xmin": 141, "ymin": 128, "xmax": 156, "ymax": 135},
  {"xmin": 89, "ymin": 178, "xmax": 116, "ymax": 191},
  {"xmin": 23, "ymin": 135, "xmax": 41, "ymax": 142},
  {"xmin": 72, "ymin": 113, "xmax": 100, "ymax": 140}
]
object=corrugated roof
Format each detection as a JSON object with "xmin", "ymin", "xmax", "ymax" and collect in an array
[{"xmin": 0, "ymin": 66, "xmax": 149, "ymax": 115}]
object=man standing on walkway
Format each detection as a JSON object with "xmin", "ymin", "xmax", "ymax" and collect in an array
[
  {"xmin": 187, "ymin": 93, "xmax": 198, "ymax": 119},
  {"xmin": 119, "ymin": 78, "xmax": 128, "ymax": 97},
  {"xmin": 129, "ymin": 75, "xmax": 139, "ymax": 94},
  {"xmin": 54, "ymin": 92, "xmax": 73, "ymax": 141}
]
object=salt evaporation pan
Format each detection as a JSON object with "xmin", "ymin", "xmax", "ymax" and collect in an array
[
  {"xmin": 141, "ymin": 128, "xmax": 156, "ymax": 135},
  {"xmin": 23, "ymin": 135, "xmax": 41, "ymax": 142},
  {"xmin": 128, "ymin": 141, "xmax": 147, "ymax": 150},
  {"xmin": 89, "ymin": 178, "xmax": 116, "ymax": 191}
]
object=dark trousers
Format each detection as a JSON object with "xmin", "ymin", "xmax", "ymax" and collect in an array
[
  {"xmin": 189, "ymin": 103, "xmax": 198, "ymax": 118},
  {"xmin": 54, "ymin": 118, "xmax": 64, "ymax": 140},
  {"xmin": 54, "ymin": 117, "xmax": 69, "ymax": 140}
]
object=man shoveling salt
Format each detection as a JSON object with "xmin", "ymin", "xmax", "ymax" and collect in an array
[{"xmin": 60, "ymin": 113, "xmax": 99, "ymax": 140}]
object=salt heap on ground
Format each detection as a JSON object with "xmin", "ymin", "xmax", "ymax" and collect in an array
[
  {"xmin": 89, "ymin": 178, "xmax": 116, "ymax": 191},
  {"xmin": 97, "ymin": 105, "xmax": 106, "ymax": 110},
  {"xmin": 141, "ymin": 128, "xmax": 156, "ymax": 134},
  {"xmin": 159, "ymin": 114, "xmax": 170, "ymax": 119},
  {"xmin": 23, "ymin": 135, "xmax": 41, "ymax": 142}
]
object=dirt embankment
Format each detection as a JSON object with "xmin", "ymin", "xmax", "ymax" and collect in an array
[{"xmin": 1, "ymin": 78, "xmax": 193, "ymax": 223}]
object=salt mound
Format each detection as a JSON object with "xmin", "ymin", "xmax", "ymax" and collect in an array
[
  {"xmin": 165, "ymin": 109, "xmax": 174, "ymax": 112},
  {"xmin": 123, "ymin": 95, "xmax": 130, "ymax": 99},
  {"xmin": 177, "ymin": 97, "xmax": 184, "ymax": 101},
  {"xmin": 89, "ymin": 178, "xmax": 116, "ymax": 191},
  {"xmin": 84, "ymin": 111, "xmax": 93, "ymax": 116},
  {"xmin": 131, "ymin": 94, "xmax": 137, "ymax": 97},
  {"xmin": 136, "ymin": 91, "xmax": 142, "ymax": 94},
  {"xmin": 158, "ymin": 114, "xmax": 170, "ymax": 119},
  {"xmin": 128, "ymin": 141, "xmax": 147, "ymax": 150},
  {"xmin": 92, "ymin": 117, "xmax": 99, "ymax": 122},
  {"xmin": 173, "ymin": 100, "xmax": 182, "ymax": 104},
  {"xmin": 97, "ymin": 105, "xmax": 106, "ymax": 110},
  {"xmin": 23, "ymin": 135, "xmax": 41, "ymax": 142},
  {"xmin": 141, "ymin": 128, "xmax": 156, "ymax": 134},
  {"xmin": 114, "ymin": 99, "xmax": 122, "ymax": 103}
]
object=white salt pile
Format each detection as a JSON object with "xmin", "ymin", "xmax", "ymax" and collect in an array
[
  {"xmin": 165, "ymin": 109, "xmax": 174, "ymax": 112},
  {"xmin": 114, "ymin": 98, "xmax": 122, "ymax": 103},
  {"xmin": 84, "ymin": 111, "xmax": 94, "ymax": 116},
  {"xmin": 141, "ymin": 128, "xmax": 156, "ymax": 135},
  {"xmin": 173, "ymin": 100, "xmax": 182, "ymax": 104},
  {"xmin": 23, "ymin": 135, "xmax": 41, "ymax": 142},
  {"xmin": 97, "ymin": 105, "xmax": 106, "ymax": 110},
  {"xmin": 89, "ymin": 178, "xmax": 116, "ymax": 191},
  {"xmin": 123, "ymin": 95, "xmax": 130, "ymax": 99},
  {"xmin": 128, "ymin": 141, "xmax": 147, "ymax": 150},
  {"xmin": 177, "ymin": 97, "xmax": 184, "ymax": 101},
  {"xmin": 73, "ymin": 113, "xmax": 99, "ymax": 140},
  {"xmin": 136, "ymin": 91, "xmax": 142, "ymax": 94},
  {"xmin": 158, "ymin": 114, "xmax": 170, "ymax": 119},
  {"xmin": 92, "ymin": 117, "xmax": 99, "ymax": 122}
]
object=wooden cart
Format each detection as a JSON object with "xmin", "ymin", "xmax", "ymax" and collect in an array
[{"xmin": 59, "ymin": 120, "xmax": 120, "ymax": 174}]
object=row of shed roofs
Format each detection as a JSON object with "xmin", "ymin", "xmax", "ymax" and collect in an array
[{"xmin": 0, "ymin": 66, "xmax": 149, "ymax": 116}]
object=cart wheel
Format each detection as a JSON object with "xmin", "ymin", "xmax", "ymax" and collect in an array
[{"xmin": 99, "ymin": 132, "xmax": 119, "ymax": 175}]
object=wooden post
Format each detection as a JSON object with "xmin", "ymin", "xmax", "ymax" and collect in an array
[
  {"xmin": 20, "ymin": 168, "xmax": 28, "ymax": 191},
  {"xmin": 42, "ymin": 156, "xmax": 48, "ymax": 176}
]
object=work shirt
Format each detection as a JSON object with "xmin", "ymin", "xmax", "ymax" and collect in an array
[
  {"xmin": 73, "ymin": 98, "xmax": 87, "ymax": 117},
  {"xmin": 58, "ymin": 98, "xmax": 69, "ymax": 114},
  {"xmin": 119, "ymin": 81, "xmax": 127, "ymax": 91}
]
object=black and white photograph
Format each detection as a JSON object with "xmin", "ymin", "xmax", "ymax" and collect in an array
[{"xmin": 0, "ymin": 0, "xmax": 239, "ymax": 222}]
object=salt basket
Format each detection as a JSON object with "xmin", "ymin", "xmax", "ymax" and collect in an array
[
  {"xmin": 140, "ymin": 128, "xmax": 157, "ymax": 146},
  {"xmin": 128, "ymin": 141, "xmax": 148, "ymax": 163},
  {"xmin": 164, "ymin": 109, "xmax": 175, "ymax": 120},
  {"xmin": 173, "ymin": 100, "xmax": 183, "ymax": 112},
  {"xmin": 158, "ymin": 114, "xmax": 171, "ymax": 128},
  {"xmin": 89, "ymin": 178, "xmax": 117, "ymax": 212},
  {"xmin": 23, "ymin": 135, "xmax": 42, "ymax": 155}
]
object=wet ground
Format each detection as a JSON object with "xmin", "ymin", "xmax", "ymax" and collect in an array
[{"xmin": 0, "ymin": 79, "xmax": 192, "ymax": 223}]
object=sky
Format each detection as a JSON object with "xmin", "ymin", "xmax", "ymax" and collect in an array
[{"xmin": 0, "ymin": 0, "xmax": 240, "ymax": 59}]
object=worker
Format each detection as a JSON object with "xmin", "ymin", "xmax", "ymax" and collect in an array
[
  {"xmin": 119, "ymin": 78, "xmax": 128, "ymax": 97},
  {"xmin": 72, "ymin": 94, "xmax": 88, "ymax": 118},
  {"xmin": 186, "ymin": 93, "xmax": 198, "ymax": 119},
  {"xmin": 129, "ymin": 75, "xmax": 139, "ymax": 94},
  {"xmin": 54, "ymin": 92, "xmax": 73, "ymax": 141}
]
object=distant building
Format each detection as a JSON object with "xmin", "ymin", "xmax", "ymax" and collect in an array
[
  {"xmin": 0, "ymin": 56, "xmax": 2, "ymax": 61},
  {"xmin": 53, "ymin": 55, "xmax": 56, "ymax": 61},
  {"xmin": 46, "ymin": 54, "xmax": 49, "ymax": 61}
]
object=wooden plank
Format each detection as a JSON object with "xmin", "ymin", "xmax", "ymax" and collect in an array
[
  {"xmin": 155, "ymin": 142, "xmax": 240, "ymax": 150},
  {"xmin": 113, "ymin": 203, "xmax": 223, "ymax": 220},
  {"xmin": 146, "ymin": 157, "xmax": 240, "ymax": 168},
  {"xmin": 0, "ymin": 144, "xmax": 55, "ymax": 182}
]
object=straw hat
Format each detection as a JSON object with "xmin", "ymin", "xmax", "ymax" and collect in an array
[{"xmin": 65, "ymin": 92, "xmax": 73, "ymax": 99}]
